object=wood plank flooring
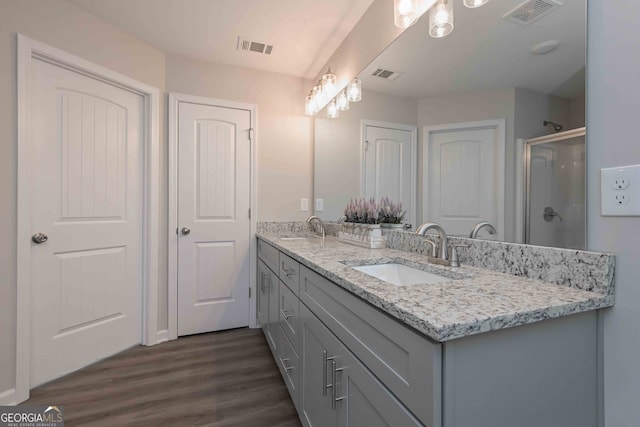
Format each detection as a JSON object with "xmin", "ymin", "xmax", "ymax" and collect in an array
[{"xmin": 23, "ymin": 328, "xmax": 302, "ymax": 427}]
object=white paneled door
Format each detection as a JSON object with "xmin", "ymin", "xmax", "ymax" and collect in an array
[
  {"xmin": 177, "ymin": 102, "xmax": 251, "ymax": 336},
  {"xmin": 362, "ymin": 122, "xmax": 417, "ymax": 226},
  {"xmin": 30, "ymin": 58, "xmax": 143, "ymax": 387},
  {"xmin": 424, "ymin": 120, "xmax": 505, "ymax": 239}
]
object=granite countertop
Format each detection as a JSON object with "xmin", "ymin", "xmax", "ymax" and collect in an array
[{"xmin": 257, "ymin": 232, "xmax": 613, "ymax": 342}]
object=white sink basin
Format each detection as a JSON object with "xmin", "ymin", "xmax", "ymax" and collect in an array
[{"xmin": 352, "ymin": 263, "xmax": 452, "ymax": 286}]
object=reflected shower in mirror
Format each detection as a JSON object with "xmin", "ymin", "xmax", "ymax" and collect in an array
[{"xmin": 313, "ymin": 0, "xmax": 586, "ymax": 248}]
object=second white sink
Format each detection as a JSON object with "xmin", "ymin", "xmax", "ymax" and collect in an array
[{"xmin": 352, "ymin": 263, "xmax": 452, "ymax": 286}]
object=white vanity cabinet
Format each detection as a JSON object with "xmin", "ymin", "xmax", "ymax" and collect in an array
[{"xmin": 257, "ymin": 238, "xmax": 600, "ymax": 427}]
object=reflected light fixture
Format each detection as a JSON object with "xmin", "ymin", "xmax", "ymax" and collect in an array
[
  {"xmin": 463, "ymin": 0, "xmax": 489, "ymax": 7},
  {"xmin": 394, "ymin": 0, "xmax": 419, "ymax": 28},
  {"xmin": 327, "ymin": 98, "xmax": 339, "ymax": 119},
  {"xmin": 336, "ymin": 90, "xmax": 350, "ymax": 111},
  {"xmin": 429, "ymin": 0, "xmax": 454, "ymax": 38},
  {"xmin": 347, "ymin": 77, "xmax": 362, "ymax": 102}
]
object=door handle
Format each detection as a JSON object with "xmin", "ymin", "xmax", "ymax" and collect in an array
[
  {"xmin": 181, "ymin": 227, "xmax": 191, "ymax": 235},
  {"xmin": 32, "ymin": 233, "xmax": 48, "ymax": 244},
  {"xmin": 543, "ymin": 207, "xmax": 564, "ymax": 222}
]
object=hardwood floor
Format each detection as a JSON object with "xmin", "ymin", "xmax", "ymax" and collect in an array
[{"xmin": 23, "ymin": 328, "xmax": 302, "ymax": 427}]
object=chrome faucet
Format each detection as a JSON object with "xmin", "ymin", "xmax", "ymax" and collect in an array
[
  {"xmin": 306, "ymin": 215, "xmax": 325, "ymax": 238},
  {"xmin": 415, "ymin": 223, "xmax": 448, "ymax": 260},
  {"xmin": 469, "ymin": 221, "xmax": 497, "ymax": 239}
]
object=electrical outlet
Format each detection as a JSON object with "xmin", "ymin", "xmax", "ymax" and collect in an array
[
  {"xmin": 601, "ymin": 165, "xmax": 640, "ymax": 216},
  {"xmin": 300, "ymin": 198, "xmax": 309, "ymax": 212},
  {"xmin": 315, "ymin": 198, "xmax": 324, "ymax": 211},
  {"xmin": 614, "ymin": 192, "xmax": 630, "ymax": 205},
  {"xmin": 613, "ymin": 178, "xmax": 630, "ymax": 190}
]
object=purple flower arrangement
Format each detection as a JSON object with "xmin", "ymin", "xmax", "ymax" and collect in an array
[{"xmin": 343, "ymin": 197, "xmax": 406, "ymax": 224}]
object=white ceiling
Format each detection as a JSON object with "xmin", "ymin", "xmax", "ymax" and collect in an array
[
  {"xmin": 67, "ymin": 0, "xmax": 374, "ymax": 79},
  {"xmin": 361, "ymin": 0, "xmax": 586, "ymax": 99}
]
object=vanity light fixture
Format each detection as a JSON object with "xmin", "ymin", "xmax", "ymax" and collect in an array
[
  {"xmin": 429, "ymin": 0, "xmax": 454, "ymax": 38},
  {"xmin": 394, "ymin": 0, "xmax": 420, "ymax": 28},
  {"xmin": 305, "ymin": 92, "xmax": 317, "ymax": 116},
  {"xmin": 336, "ymin": 90, "xmax": 350, "ymax": 111},
  {"xmin": 347, "ymin": 77, "xmax": 362, "ymax": 102},
  {"xmin": 463, "ymin": 0, "xmax": 489, "ymax": 8},
  {"xmin": 321, "ymin": 68, "xmax": 337, "ymax": 97},
  {"xmin": 327, "ymin": 98, "xmax": 340, "ymax": 119}
]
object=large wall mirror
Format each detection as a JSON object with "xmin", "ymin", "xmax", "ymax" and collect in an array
[{"xmin": 314, "ymin": 0, "xmax": 586, "ymax": 249}]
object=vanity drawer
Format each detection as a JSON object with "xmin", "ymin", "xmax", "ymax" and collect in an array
[
  {"xmin": 300, "ymin": 265, "xmax": 442, "ymax": 427},
  {"xmin": 279, "ymin": 280, "xmax": 300, "ymax": 352},
  {"xmin": 279, "ymin": 252, "xmax": 300, "ymax": 294},
  {"xmin": 258, "ymin": 238, "xmax": 279, "ymax": 274},
  {"xmin": 277, "ymin": 329, "xmax": 301, "ymax": 410}
]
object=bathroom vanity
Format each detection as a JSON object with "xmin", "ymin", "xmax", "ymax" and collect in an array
[{"xmin": 256, "ymin": 228, "xmax": 614, "ymax": 427}]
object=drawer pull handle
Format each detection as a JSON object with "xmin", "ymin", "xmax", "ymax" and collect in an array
[
  {"xmin": 280, "ymin": 357, "xmax": 294, "ymax": 372},
  {"xmin": 331, "ymin": 360, "xmax": 346, "ymax": 411},
  {"xmin": 322, "ymin": 350, "xmax": 336, "ymax": 396},
  {"xmin": 280, "ymin": 310, "xmax": 293, "ymax": 320},
  {"xmin": 281, "ymin": 267, "xmax": 295, "ymax": 278}
]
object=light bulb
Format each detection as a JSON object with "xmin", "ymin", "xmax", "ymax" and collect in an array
[
  {"xmin": 305, "ymin": 94, "xmax": 316, "ymax": 116},
  {"xmin": 327, "ymin": 99, "xmax": 339, "ymax": 119},
  {"xmin": 463, "ymin": 0, "xmax": 489, "ymax": 8},
  {"xmin": 347, "ymin": 78, "xmax": 362, "ymax": 102},
  {"xmin": 429, "ymin": 0, "xmax": 453, "ymax": 38},
  {"xmin": 336, "ymin": 90, "xmax": 350, "ymax": 111},
  {"xmin": 394, "ymin": 0, "xmax": 418, "ymax": 28},
  {"xmin": 321, "ymin": 69, "xmax": 337, "ymax": 98}
]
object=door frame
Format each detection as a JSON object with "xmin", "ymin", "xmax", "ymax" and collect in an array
[
  {"xmin": 167, "ymin": 92, "xmax": 258, "ymax": 340},
  {"xmin": 15, "ymin": 34, "xmax": 161, "ymax": 403},
  {"xmin": 360, "ymin": 120, "xmax": 418, "ymax": 225},
  {"xmin": 422, "ymin": 119, "xmax": 506, "ymax": 238}
]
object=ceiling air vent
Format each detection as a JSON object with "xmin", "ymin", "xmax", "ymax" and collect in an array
[
  {"xmin": 371, "ymin": 68, "xmax": 403, "ymax": 81},
  {"xmin": 237, "ymin": 37, "xmax": 274, "ymax": 55},
  {"xmin": 503, "ymin": 0, "xmax": 562, "ymax": 25}
]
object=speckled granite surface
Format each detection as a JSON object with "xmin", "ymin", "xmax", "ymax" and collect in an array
[
  {"xmin": 257, "ymin": 231, "xmax": 614, "ymax": 342},
  {"xmin": 384, "ymin": 230, "xmax": 615, "ymax": 297}
]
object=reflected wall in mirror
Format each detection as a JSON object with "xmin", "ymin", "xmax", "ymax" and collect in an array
[{"xmin": 314, "ymin": 0, "xmax": 586, "ymax": 249}]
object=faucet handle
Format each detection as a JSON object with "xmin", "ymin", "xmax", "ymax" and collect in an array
[
  {"xmin": 424, "ymin": 239, "xmax": 438, "ymax": 258},
  {"xmin": 448, "ymin": 244, "xmax": 468, "ymax": 268}
]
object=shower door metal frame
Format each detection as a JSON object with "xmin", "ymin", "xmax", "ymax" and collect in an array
[{"xmin": 524, "ymin": 127, "xmax": 587, "ymax": 245}]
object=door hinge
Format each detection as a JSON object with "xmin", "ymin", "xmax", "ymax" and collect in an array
[
  {"xmin": 248, "ymin": 208, "xmax": 251, "ymax": 219},
  {"xmin": 249, "ymin": 128, "xmax": 254, "ymax": 142},
  {"xmin": 176, "ymin": 227, "xmax": 178, "ymax": 235},
  {"xmin": 249, "ymin": 287, "xmax": 252, "ymax": 298},
  {"xmin": 364, "ymin": 140, "xmax": 369, "ymax": 151}
]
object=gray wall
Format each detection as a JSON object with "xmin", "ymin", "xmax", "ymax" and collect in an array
[{"xmin": 588, "ymin": 0, "xmax": 640, "ymax": 425}]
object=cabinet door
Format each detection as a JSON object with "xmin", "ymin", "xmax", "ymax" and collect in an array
[
  {"xmin": 300, "ymin": 304, "xmax": 338, "ymax": 427},
  {"xmin": 265, "ymin": 272, "xmax": 280, "ymax": 353},
  {"xmin": 257, "ymin": 260, "xmax": 270, "ymax": 328},
  {"xmin": 336, "ymin": 351, "xmax": 423, "ymax": 427}
]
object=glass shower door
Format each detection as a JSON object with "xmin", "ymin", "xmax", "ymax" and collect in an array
[{"xmin": 525, "ymin": 129, "xmax": 586, "ymax": 249}]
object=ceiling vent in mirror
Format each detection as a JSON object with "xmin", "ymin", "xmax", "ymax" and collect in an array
[
  {"xmin": 503, "ymin": 0, "xmax": 562, "ymax": 25},
  {"xmin": 371, "ymin": 68, "xmax": 403, "ymax": 81},
  {"xmin": 237, "ymin": 37, "xmax": 274, "ymax": 55}
]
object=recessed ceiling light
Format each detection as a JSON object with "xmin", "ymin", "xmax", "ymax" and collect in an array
[{"xmin": 531, "ymin": 40, "xmax": 560, "ymax": 55}]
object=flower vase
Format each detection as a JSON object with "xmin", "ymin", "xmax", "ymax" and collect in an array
[{"xmin": 338, "ymin": 223, "xmax": 386, "ymax": 249}]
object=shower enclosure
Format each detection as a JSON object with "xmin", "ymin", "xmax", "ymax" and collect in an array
[{"xmin": 524, "ymin": 128, "xmax": 586, "ymax": 249}]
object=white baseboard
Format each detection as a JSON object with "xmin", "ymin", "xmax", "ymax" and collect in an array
[
  {"xmin": 0, "ymin": 388, "xmax": 17, "ymax": 406},
  {"xmin": 156, "ymin": 329, "xmax": 169, "ymax": 344}
]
